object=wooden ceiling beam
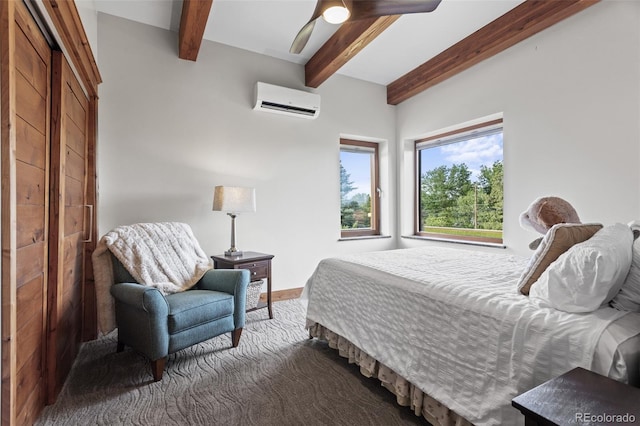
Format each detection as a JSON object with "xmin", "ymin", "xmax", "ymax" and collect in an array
[
  {"xmin": 386, "ymin": 0, "xmax": 600, "ymax": 105},
  {"xmin": 305, "ymin": 15, "xmax": 400, "ymax": 88},
  {"xmin": 178, "ymin": 0, "xmax": 214, "ymax": 61}
]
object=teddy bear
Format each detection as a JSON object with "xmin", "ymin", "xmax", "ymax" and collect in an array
[{"xmin": 519, "ymin": 196, "xmax": 581, "ymax": 250}]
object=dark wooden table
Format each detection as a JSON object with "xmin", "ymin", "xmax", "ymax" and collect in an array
[
  {"xmin": 512, "ymin": 367, "xmax": 640, "ymax": 425},
  {"xmin": 211, "ymin": 251, "xmax": 274, "ymax": 319}
]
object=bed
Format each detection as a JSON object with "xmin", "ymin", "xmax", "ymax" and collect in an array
[{"xmin": 301, "ymin": 244, "xmax": 640, "ymax": 426}]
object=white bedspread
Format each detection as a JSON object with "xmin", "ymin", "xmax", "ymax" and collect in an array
[{"xmin": 304, "ymin": 246, "xmax": 628, "ymax": 425}]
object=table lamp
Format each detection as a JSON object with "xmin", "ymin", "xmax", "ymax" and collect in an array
[{"xmin": 212, "ymin": 186, "xmax": 256, "ymax": 257}]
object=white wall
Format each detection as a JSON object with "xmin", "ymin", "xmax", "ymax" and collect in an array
[
  {"xmin": 396, "ymin": 0, "xmax": 640, "ymax": 257},
  {"xmin": 97, "ymin": 1, "xmax": 640, "ymax": 289},
  {"xmin": 97, "ymin": 13, "xmax": 397, "ymax": 292},
  {"xmin": 75, "ymin": 0, "xmax": 99, "ymax": 58}
]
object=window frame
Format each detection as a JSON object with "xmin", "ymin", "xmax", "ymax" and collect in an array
[
  {"xmin": 340, "ymin": 139, "xmax": 380, "ymax": 238},
  {"xmin": 414, "ymin": 118, "xmax": 503, "ymax": 244}
]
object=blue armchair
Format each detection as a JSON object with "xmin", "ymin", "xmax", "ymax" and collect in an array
[{"xmin": 109, "ymin": 254, "xmax": 250, "ymax": 381}]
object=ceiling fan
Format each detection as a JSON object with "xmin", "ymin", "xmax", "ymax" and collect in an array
[{"xmin": 290, "ymin": 0, "xmax": 443, "ymax": 54}]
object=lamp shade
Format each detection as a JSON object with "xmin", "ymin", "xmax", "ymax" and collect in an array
[{"xmin": 212, "ymin": 186, "xmax": 256, "ymax": 213}]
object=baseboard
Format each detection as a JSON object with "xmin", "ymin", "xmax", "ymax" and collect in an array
[{"xmin": 259, "ymin": 287, "xmax": 303, "ymax": 303}]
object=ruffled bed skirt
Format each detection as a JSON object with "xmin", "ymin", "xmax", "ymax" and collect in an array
[{"xmin": 308, "ymin": 322, "xmax": 473, "ymax": 426}]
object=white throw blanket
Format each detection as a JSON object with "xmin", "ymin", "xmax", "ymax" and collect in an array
[{"xmin": 92, "ymin": 222, "xmax": 212, "ymax": 335}]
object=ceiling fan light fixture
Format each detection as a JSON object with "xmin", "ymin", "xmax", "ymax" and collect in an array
[{"xmin": 322, "ymin": 4, "xmax": 350, "ymax": 24}]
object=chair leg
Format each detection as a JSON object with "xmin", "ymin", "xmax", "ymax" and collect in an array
[
  {"xmin": 117, "ymin": 341, "xmax": 125, "ymax": 352},
  {"xmin": 232, "ymin": 328, "xmax": 243, "ymax": 347},
  {"xmin": 151, "ymin": 357, "xmax": 166, "ymax": 382}
]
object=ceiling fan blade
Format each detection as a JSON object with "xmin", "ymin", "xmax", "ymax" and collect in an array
[
  {"xmin": 289, "ymin": 0, "xmax": 326, "ymax": 54},
  {"xmin": 290, "ymin": 19, "xmax": 318, "ymax": 54},
  {"xmin": 351, "ymin": 0, "xmax": 442, "ymax": 20}
]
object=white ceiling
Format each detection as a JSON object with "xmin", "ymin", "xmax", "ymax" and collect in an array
[{"xmin": 95, "ymin": 0, "xmax": 525, "ymax": 86}]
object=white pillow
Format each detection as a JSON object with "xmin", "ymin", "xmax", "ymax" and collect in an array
[
  {"xmin": 529, "ymin": 223, "xmax": 633, "ymax": 313},
  {"xmin": 516, "ymin": 223, "xmax": 602, "ymax": 295},
  {"xmin": 611, "ymin": 231, "xmax": 640, "ymax": 312}
]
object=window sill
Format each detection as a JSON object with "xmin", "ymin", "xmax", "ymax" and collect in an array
[
  {"xmin": 339, "ymin": 235, "xmax": 391, "ymax": 242},
  {"xmin": 402, "ymin": 235, "xmax": 506, "ymax": 249}
]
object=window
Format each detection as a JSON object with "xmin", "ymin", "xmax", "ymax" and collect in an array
[
  {"xmin": 340, "ymin": 139, "xmax": 380, "ymax": 237},
  {"xmin": 415, "ymin": 119, "xmax": 503, "ymax": 244}
]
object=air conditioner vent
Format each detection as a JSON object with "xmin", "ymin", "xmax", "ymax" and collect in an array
[{"xmin": 259, "ymin": 101, "xmax": 317, "ymax": 117}]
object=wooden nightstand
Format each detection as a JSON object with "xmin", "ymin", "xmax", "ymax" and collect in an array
[
  {"xmin": 211, "ymin": 252, "xmax": 274, "ymax": 319},
  {"xmin": 512, "ymin": 367, "xmax": 640, "ymax": 425}
]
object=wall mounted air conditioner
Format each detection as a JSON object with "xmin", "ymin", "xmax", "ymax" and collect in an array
[{"xmin": 253, "ymin": 82, "xmax": 320, "ymax": 119}]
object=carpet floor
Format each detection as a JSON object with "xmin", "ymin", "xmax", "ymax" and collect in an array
[{"xmin": 36, "ymin": 299, "xmax": 427, "ymax": 425}]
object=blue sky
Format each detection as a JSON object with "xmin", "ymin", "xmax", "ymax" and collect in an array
[
  {"xmin": 340, "ymin": 151, "xmax": 372, "ymax": 197},
  {"xmin": 420, "ymin": 133, "xmax": 503, "ymax": 181},
  {"xmin": 341, "ymin": 133, "xmax": 503, "ymax": 197}
]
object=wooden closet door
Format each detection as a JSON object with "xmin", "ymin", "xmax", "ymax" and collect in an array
[
  {"xmin": 1, "ymin": 1, "xmax": 52, "ymax": 424},
  {"xmin": 47, "ymin": 51, "xmax": 89, "ymax": 402}
]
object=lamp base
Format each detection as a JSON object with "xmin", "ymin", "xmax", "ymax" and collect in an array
[{"xmin": 224, "ymin": 249, "xmax": 243, "ymax": 257}]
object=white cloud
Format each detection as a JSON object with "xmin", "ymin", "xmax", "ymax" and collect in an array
[{"xmin": 440, "ymin": 134, "xmax": 502, "ymax": 166}]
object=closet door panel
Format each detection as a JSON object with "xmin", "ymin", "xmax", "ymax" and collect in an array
[
  {"xmin": 65, "ymin": 89, "xmax": 85, "ymax": 129},
  {"xmin": 65, "ymin": 119, "xmax": 84, "ymax": 156},
  {"xmin": 9, "ymin": 7, "xmax": 52, "ymax": 423},
  {"xmin": 15, "ymin": 160, "xmax": 45, "ymax": 205},
  {"xmin": 64, "ymin": 204, "xmax": 84, "ymax": 231},
  {"xmin": 3, "ymin": 0, "xmax": 98, "ymax": 422},
  {"xmin": 16, "ymin": 117, "xmax": 46, "ymax": 168},
  {"xmin": 16, "ymin": 204, "xmax": 46, "ymax": 248},
  {"xmin": 64, "ymin": 147, "xmax": 84, "ymax": 184},
  {"xmin": 15, "ymin": 291, "xmax": 44, "ymax": 371},
  {"xmin": 16, "ymin": 276, "xmax": 44, "ymax": 326},
  {"xmin": 15, "ymin": 351, "xmax": 43, "ymax": 425},
  {"xmin": 15, "ymin": 73, "xmax": 46, "ymax": 133},
  {"xmin": 14, "ymin": 26, "xmax": 48, "ymax": 93},
  {"xmin": 12, "ymin": 56, "xmax": 49, "ymax": 426},
  {"xmin": 64, "ymin": 178, "xmax": 83, "ymax": 206},
  {"xmin": 48, "ymin": 51, "xmax": 88, "ymax": 402},
  {"xmin": 15, "ymin": 242, "xmax": 46, "ymax": 288}
]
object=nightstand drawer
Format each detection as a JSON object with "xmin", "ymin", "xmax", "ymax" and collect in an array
[{"xmin": 241, "ymin": 260, "xmax": 269, "ymax": 280}]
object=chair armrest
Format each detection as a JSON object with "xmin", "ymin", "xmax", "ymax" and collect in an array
[
  {"xmin": 197, "ymin": 269, "xmax": 250, "ymax": 328},
  {"xmin": 197, "ymin": 269, "xmax": 249, "ymax": 294},
  {"xmin": 110, "ymin": 282, "xmax": 169, "ymax": 317},
  {"xmin": 110, "ymin": 283, "xmax": 170, "ymax": 361}
]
